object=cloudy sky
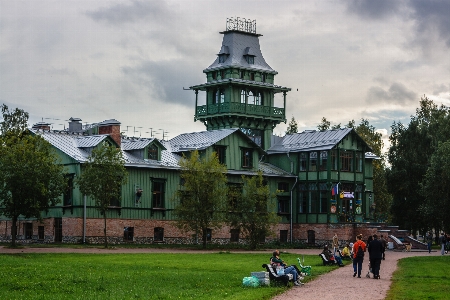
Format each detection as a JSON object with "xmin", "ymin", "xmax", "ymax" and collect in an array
[{"xmin": 1, "ymin": 0, "xmax": 449, "ymax": 147}]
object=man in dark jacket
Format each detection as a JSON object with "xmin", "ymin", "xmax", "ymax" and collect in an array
[{"xmin": 368, "ymin": 234, "xmax": 384, "ymax": 279}]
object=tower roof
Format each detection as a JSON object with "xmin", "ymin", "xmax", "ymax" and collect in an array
[{"xmin": 204, "ymin": 18, "xmax": 276, "ymax": 74}]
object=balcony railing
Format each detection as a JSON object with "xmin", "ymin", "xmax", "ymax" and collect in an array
[{"xmin": 196, "ymin": 103, "xmax": 285, "ymax": 119}]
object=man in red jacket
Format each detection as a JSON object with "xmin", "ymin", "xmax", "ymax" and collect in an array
[{"xmin": 352, "ymin": 234, "xmax": 366, "ymax": 278}]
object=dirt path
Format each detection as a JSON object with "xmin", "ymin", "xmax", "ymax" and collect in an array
[{"xmin": 0, "ymin": 246, "xmax": 435, "ymax": 299}]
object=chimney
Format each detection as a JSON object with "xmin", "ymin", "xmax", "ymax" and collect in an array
[
  {"xmin": 98, "ymin": 119, "xmax": 121, "ymax": 146},
  {"xmin": 32, "ymin": 122, "xmax": 51, "ymax": 131},
  {"xmin": 68, "ymin": 117, "xmax": 83, "ymax": 133}
]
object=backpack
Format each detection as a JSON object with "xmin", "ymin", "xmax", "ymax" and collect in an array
[{"xmin": 356, "ymin": 245, "xmax": 364, "ymax": 258}]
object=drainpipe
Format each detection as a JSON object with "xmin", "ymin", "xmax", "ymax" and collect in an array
[
  {"xmin": 287, "ymin": 152, "xmax": 298, "ymax": 244},
  {"xmin": 83, "ymin": 195, "xmax": 86, "ymax": 244}
]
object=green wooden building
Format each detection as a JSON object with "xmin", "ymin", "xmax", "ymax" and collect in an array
[{"xmin": 0, "ymin": 18, "xmax": 379, "ymax": 245}]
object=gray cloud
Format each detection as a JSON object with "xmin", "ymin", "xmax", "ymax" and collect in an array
[
  {"xmin": 85, "ymin": 1, "xmax": 172, "ymax": 25},
  {"xmin": 122, "ymin": 60, "xmax": 203, "ymax": 107},
  {"xmin": 367, "ymin": 82, "xmax": 416, "ymax": 104},
  {"xmin": 346, "ymin": 0, "xmax": 402, "ymax": 20}
]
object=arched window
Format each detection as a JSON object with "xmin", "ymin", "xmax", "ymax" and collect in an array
[
  {"xmin": 220, "ymin": 90, "xmax": 225, "ymax": 103},
  {"xmin": 240, "ymin": 90, "xmax": 247, "ymax": 104},
  {"xmin": 248, "ymin": 91, "xmax": 255, "ymax": 104}
]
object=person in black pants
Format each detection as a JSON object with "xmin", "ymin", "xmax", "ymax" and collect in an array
[{"xmin": 368, "ymin": 234, "xmax": 384, "ymax": 279}]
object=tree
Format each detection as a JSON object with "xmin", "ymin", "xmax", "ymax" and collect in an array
[
  {"xmin": 174, "ymin": 150, "xmax": 228, "ymax": 249},
  {"xmin": 0, "ymin": 104, "xmax": 66, "ymax": 246},
  {"xmin": 227, "ymin": 171, "xmax": 280, "ymax": 250},
  {"xmin": 285, "ymin": 116, "xmax": 298, "ymax": 134},
  {"xmin": 420, "ymin": 141, "xmax": 450, "ymax": 233},
  {"xmin": 348, "ymin": 119, "xmax": 392, "ymax": 222},
  {"xmin": 76, "ymin": 141, "xmax": 128, "ymax": 248},
  {"xmin": 317, "ymin": 117, "xmax": 341, "ymax": 131},
  {"xmin": 387, "ymin": 95, "xmax": 450, "ymax": 235}
]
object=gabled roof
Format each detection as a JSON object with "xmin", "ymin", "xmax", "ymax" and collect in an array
[
  {"xmin": 169, "ymin": 128, "xmax": 265, "ymax": 155},
  {"xmin": 76, "ymin": 135, "xmax": 109, "ymax": 148},
  {"xmin": 204, "ymin": 31, "xmax": 276, "ymax": 74},
  {"xmin": 267, "ymin": 128, "xmax": 371, "ymax": 153},
  {"xmin": 121, "ymin": 137, "xmax": 166, "ymax": 151}
]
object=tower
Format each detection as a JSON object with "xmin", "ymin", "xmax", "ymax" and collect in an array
[{"xmin": 190, "ymin": 17, "xmax": 291, "ymax": 150}]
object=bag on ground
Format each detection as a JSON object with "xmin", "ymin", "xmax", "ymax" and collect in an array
[{"xmin": 242, "ymin": 276, "xmax": 260, "ymax": 287}]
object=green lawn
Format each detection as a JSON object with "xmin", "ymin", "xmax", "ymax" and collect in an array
[
  {"xmin": 386, "ymin": 255, "xmax": 450, "ymax": 300},
  {"xmin": 0, "ymin": 252, "xmax": 336, "ymax": 300}
]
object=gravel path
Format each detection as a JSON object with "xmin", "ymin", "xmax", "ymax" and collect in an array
[{"xmin": 0, "ymin": 246, "xmax": 435, "ymax": 299}]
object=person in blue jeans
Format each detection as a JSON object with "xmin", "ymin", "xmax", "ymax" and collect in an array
[
  {"xmin": 270, "ymin": 250, "xmax": 302, "ymax": 286},
  {"xmin": 321, "ymin": 245, "xmax": 344, "ymax": 266},
  {"xmin": 352, "ymin": 234, "xmax": 367, "ymax": 278},
  {"xmin": 425, "ymin": 231, "xmax": 433, "ymax": 253}
]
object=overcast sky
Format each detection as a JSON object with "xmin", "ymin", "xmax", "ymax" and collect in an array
[{"xmin": 1, "ymin": 0, "xmax": 449, "ymax": 147}]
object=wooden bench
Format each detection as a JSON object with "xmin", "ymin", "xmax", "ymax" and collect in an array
[
  {"xmin": 319, "ymin": 253, "xmax": 337, "ymax": 266},
  {"xmin": 261, "ymin": 264, "xmax": 294, "ymax": 286}
]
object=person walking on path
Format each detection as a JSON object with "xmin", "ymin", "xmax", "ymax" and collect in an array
[
  {"xmin": 352, "ymin": 234, "xmax": 366, "ymax": 278},
  {"xmin": 380, "ymin": 234, "xmax": 387, "ymax": 260},
  {"xmin": 332, "ymin": 233, "xmax": 339, "ymax": 252},
  {"xmin": 440, "ymin": 232, "xmax": 446, "ymax": 255},
  {"xmin": 368, "ymin": 234, "xmax": 383, "ymax": 279},
  {"xmin": 426, "ymin": 231, "xmax": 433, "ymax": 253}
]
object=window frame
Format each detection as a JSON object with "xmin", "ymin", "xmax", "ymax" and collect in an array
[
  {"xmin": 241, "ymin": 148, "xmax": 253, "ymax": 168},
  {"xmin": 299, "ymin": 153, "xmax": 307, "ymax": 171},
  {"xmin": 147, "ymin": 144, "xmax": 159, "ymax": 160},
  {"xmin": 154, "ymin": 227, "xmax": 164, "ymax": 242},
  {"xmin": 277, "ymin": 196, "xmax": 290, "ymax": 214},
  {"xmin": 214, "ymin": 145, "xmax": 227, "ymax": 165},
  {"xmin": 230, "ymin": 228, "xmax": 240, "ymax": 242},
  {"xmin": 124, "ymin": 227, "xmax": 134, "ymax": 241},
  {"xmin": 309, "ymin": 151, "xmax": 317, "ymax": 171},
  {"xmin": 151, "ymin": 178, "xmax": 166, "ymax": 209},
  {"xmin": 340, "ymin": 151, "xmax": 353, "ymax": 172}
]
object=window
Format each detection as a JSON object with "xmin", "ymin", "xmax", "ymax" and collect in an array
[
  {"xmin": 148, "ymin": 144, "xmax": 158, "ymax": 160},
  {"xmin": 240, "ymin": 70, "xmax": 245, "ymax": 79},
  {"xmin": 278, "ymin": 182, "xmax": 289, "ymax": 193},
  {"xmin": 320, "ymin": 191, "xmax": 328, "ymax": 213},
  {"xmin": 280, "ymin": 230, "xmax": 288, "ymax": 243},
  {"xmin": 227, "ymin": 183, "xmax": 242, "ymax": 210},
  {"xmin": 154, "ymin": 227, "xmax": 164, "ymax": 242},
  {"xmin": 240, "ymin": 90, "xmax": 246, "ymax": 103},
  {"xmin": 250, "ymin": 72, "xmax": 255, "ymax": 81},
  {"xmin": 309, "ymin": 152, "xmax": 317, "ymax": 171},
  {"xmin": 151, "ymin": 179, "xmax": 165, "ymax": 208},
  {"xmin": 214, "ymin": 145, "xmax": 227, "ymax": 164},
  {"xmin": 261, "ymin": 73, "xmax": 266, "ymax": 82},
  {"xmin": 212, "ymin": 72, "xmax": 217, "ymax": 80},
  {"xmin": 63, "ymin": 174, "xmax": 74, "ymax": 206},
  {"xmin": 319, "ymin": 151, "xmax": 328, "ymax": 171},
  {"xmin": 308, "ymin": 183, "xmax": 318, "ymax": 213},
  {"xmin": 220, "ymin": 70, "xmax": 225, "ymax": 79},
  {"xmin": 340, "ymin": 151, "xmax": 353, "ymax": 172},
  {"xmin": 38, "ymin": 226, "xmax": 44, "ymax": 240},
  {"xmin": 124, "ymin": 227, "xmax": 134, "ymax": 241},
  {"xmin": 278, "ymin": 196, "xmax": 290, "ymax": 214},
  {"xmin": 218, "ymin": 54, "xmax": 227, "ymax": 63},
  {"xmin": 109, "ymin": 182, "xmax": 121, "ymax": 207},
  {"xmin": 331, "ymin": 150, "xmax": 338, "ymax": 170},
  {"xmin": 254, "ymin": 92, "xmax": 260, "ymax": 105},
  {"xmin": 245, "ymin": 55, "xmax": 254, "ymax": 64},
  {"xmin": 299, "ymin": 189, "xmax": 308, "ymax": 213},
  {"xmin": 230, "ymin": 229, "xmax": 240, "ymax": 242},
  {"xmin": 355, "ymin": 152, "xmax": 363, "ymax": 172},
  {"xmin": 206, "ymin": 228, "xmax": 212, "ymax": 242},
  {"xmin": 24, "ymin": 223, "xmax": 32, "ymax": 239},
  {"xmin": 248, "ymin": 91, "xmax": 255, "ymax": 104},
  {"xmin": 241, "ymin": 148, "xmax": 253, "ymax": 168},
  {"xmin": 299, "ymin": 153, "xmax": 307, "ymax": 171}
]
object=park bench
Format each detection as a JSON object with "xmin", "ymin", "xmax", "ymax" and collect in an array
[{"xmin": 261, "ymin": 264, "xmax": 294, "ymax": 286}]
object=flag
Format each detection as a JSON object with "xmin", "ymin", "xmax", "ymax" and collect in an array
[{"xmin": 331, "ymin": 184, "xmax": 338, "ymax": 196}]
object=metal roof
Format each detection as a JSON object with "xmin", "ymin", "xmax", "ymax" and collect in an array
[
  {"xmin": 121, "ymin": 138, "xmax": 155, "ymax": 151},
  {"xmin": 204, "ymin": 31, "xmax": 276, "ymax": 74},
  {"xmin": 169, "ymin": 128, "xmax": 239, "ymax": 152},
  {"xmin": 267, "ymin": 128, "xmax": 354, "ymax": 153},
  {"xmin": 258, "ymin": 162, "xmax": 295, "ymax": 177},
  {"xmin": 76, "ymin": 135, "xmax": 109, "ymax": 148},
  {"xmin": 190, "ymin": 78, "xmax": 290, "ymax": 92}
]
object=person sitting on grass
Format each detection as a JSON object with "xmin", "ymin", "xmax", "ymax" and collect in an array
[
  {"xmin": 341, "ymin": 243, "xmax": 352, "ymax": 260},
  {"xmin": 270, "ymin": 250, "xmax": 303, "ymax": 286},
  {"xmin": 321, "ymin": 245, "xmax": 344, "ymax": 266}
]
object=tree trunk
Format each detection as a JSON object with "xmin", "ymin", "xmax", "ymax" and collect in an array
[
  {"xmin": 11, "ymin": 216, "xmax": 18, "ymax": 247},
  {"xmin": 104, "ymin": 213, "xmax": 108, "ymax": 248}
]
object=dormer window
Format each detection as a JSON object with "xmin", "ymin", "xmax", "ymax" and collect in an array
[
  {"xmin": 243, "ymin": 47, "xmax": 256, "ymax": 65},
  {"xmin": 148, "ymin": 144, "xmax": 158, "ymax": 160},
  {"xmin": 218, "ymin": 54, "xmax": 228, "ymax": 63}
]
